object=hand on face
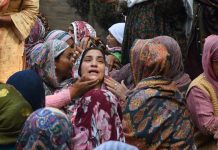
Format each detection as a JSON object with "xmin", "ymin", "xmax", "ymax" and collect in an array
[
  {"xmin": 72, "ymin": 45, "xmax": 83, "ymax": 63},
  {"xmin": 80, "ymin": 37, "xmax": 91, "ymax": 50},
  {"xmin": 69, "ymin": 73, "xmax": 99, "ymax": 99},
  {"xmin": 104, "ymin": 76, "xmax": 129, "ymax": 100}
]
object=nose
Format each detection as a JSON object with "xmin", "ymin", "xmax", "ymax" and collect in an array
[{"xmin": 91, "ymin": 59, "xmax": 97, "ymax": 67}]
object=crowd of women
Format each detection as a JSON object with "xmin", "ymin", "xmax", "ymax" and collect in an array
[{"xmin": 1, "ymin": 0, "xmax": 218, "ymax": 149}]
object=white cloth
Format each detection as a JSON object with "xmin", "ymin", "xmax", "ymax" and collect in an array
[
  {"xmin": 183, "ymin": 0, "xmax": 193, "ymax": 38},
  {"xmin": 124, "ymin": 0, "xmax": 149, "ymax": 7},
  {"xmin": 94, "ymin": 141, "xmax": 139, "ymax": 150},
  {"xmin": 108, "ymin": 23, "xmax": 125, "ymax": 44}
]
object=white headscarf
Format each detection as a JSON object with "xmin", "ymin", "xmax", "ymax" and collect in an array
[
  {"xmin": 108, "ymin": 23, "xmax": 125, "ymax": 44},
  {"xmin": 94, "ymin": 141, "xmax": 138, "ymax": 150}
]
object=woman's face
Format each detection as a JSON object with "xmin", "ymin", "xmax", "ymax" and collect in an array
[
  {"xmin": 66, "ymin": 38, "xmax": 74, "ymax": 48},
  {"xmin": 106, "ymin": 33, "xmax": 120, "ymax": 48},
  {"xmin": 212, "ymin": 61, "xmax": 218, "ymax": 78},
  {"xmin": 80, "ymin": 49, "xmax": 105, "ymax": 81},
  {"xmin": 55, "ymin": 47, "xmax": 74, "ymax": 81}
]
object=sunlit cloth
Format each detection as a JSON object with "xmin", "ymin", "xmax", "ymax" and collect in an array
[
  {"xmin": 70, "ymin": 21, "xmax": 96, "ymax": 45},
  {"xmin": 0, "ymin": 84, "xmax": 32, "ymax": 145},
  {"xmin": 0, "ymin": 0, "xmax": 39, "ymax": 83},
  {"xmin": 30, "ymin": 39, "xmax": 70, "ymax": 95},
  {"xmin": 16, "ymin": 107, "xmax": 72, "ymax": 150},
  {"xmin": 6, "ymin": 70, "xmax": 45, "ymax": 111}
]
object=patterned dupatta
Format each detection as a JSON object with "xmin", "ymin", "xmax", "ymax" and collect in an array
[
  {"xmin": 122, "ymin": 39, "xmax": 194, "ymax": 149},
  {"xmin": 70, "ymin": 21, "xmax": 97, "ymax": 45},
  {"xmin": 30, "ymin": 39, "xmax": 71, "ymax": 95}
]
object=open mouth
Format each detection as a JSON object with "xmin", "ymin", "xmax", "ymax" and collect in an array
[{"xmin": 88, "ymin": 69, "xmax": 99, "ymax": 75}]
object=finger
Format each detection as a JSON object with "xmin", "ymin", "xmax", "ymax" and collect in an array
[
  {"xmin": 80, "ymin": 39, "xmax": 84, "ymax": 49},
  {"xmin": 104, "ymin": 78, "xmax": 117, "ymax": 86},
  {"xmin": 121, "ymin": 80, "xmax": 128, "ymax": 89},
  {"xmin": 85, "ymin": 80, "xmax": 99, "ymax": 89},
  {"xmin": 106, "ymin": 86, "xmax": 118, "ymax": 95},
  {"xmin": 108, "ymin": 64, "xmax": 112, "ymax": 71},
  {"xmin": 76, "ymin": 45, "xmax": 83, "ymax": 53},
  {"xmin": 104, "ymin": 79, "xmax": 114, "ymax": 88},
  {"xmin": 82, "ymin": 37, "xmax": 90, "ymax": 49}
]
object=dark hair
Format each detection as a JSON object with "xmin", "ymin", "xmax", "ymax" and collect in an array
[{"xmin": 78, "ymin": 47, "xmax": 106, "ymax": 76}]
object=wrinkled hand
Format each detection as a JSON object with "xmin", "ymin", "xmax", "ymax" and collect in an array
[
  {"xmin": 104, "ymin": 76, "xmax": 129, "ymax": 100},
  {"xmin": 107, "ymin": 55, "xmax": 117, "ymax": 71},
  {"xmin": 69, "ymin": 74, "xmax": 99, "ymax": 99},
  {"xmin": 72, "ymin": 45, "xmax": 83, "ymax": 63},
  {"xmin": 80, "ymin": 37, "xmax": 91, "ymax": 50}
]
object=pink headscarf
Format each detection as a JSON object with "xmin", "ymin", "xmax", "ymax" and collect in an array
[
  {"xmin": 70, "ymin": 21, "xmax": 96, "ymax": 45},
  {"xmin": 202, "ymin": 35, "xmax": 218, "ymax": 93}
]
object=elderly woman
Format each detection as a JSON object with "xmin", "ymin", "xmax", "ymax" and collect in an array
[
  {"xmin": 0, "ymin": 84, "xmax": 32, "ymax": 150},
  {"xmin": 186, "ymin": 35, "xmax": 218, "ymax": 149},
  {"xmin": 16, "ymin": 107, "xmax": 72, "ymax": 150},
  {"xmin": 107, "ymin": 39, "xmax": 194, "ymax": 149},
  {"xmin": 106, "ymin": 23, "xmax": 125, "ymax": 71},
  {"xmin": 68, "ymin": 47, "xmax": 124, "ymax": 149}
]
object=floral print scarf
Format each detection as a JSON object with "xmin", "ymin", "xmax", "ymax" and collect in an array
[
  {"xmin": 122, "ymin": 39, "xmax": 194, "ymax": 149},
  {"xmin": 70, "ymin": 21, "xmax": 96, "ymax": 45},
  {"xmin": 16, "ymin": 107, "xmax": 72, "ymax": 150},
  {"xmin": 68, "ymin": 89, "xmax": 124, "ymax": 150}
]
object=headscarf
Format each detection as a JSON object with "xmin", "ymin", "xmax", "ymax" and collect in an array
[
  {"xmin": 70, "ymin": 21, "xmax": 97, "ymax": 45},
  {"xmin": 25, "ymin": 17, "xmax": 46, "ymax": 64},
  {"xmin": 124, "ymin": 39, "xmax": 194, "ymax": 149},
  {"xmin": 130, "ymin": 39, "xmax": 170, "ymax": 84},
  {"xmin": 202, "ymin": 35, "xmax": 218, "ymax": 94},
  {"xmin": 153, "ymin": 36, "xmax": 191, "ymax": 91},
  {"xmin": 94, "ymin": 141, "xmax": 138, "ymax": 150},
  {"xmin": 6, "ymin": 70, "xmax": 45, "ymax": 111},
  {"xmin": 0, "ymin": 84, "xmax": 32, "ymax": 145},
  {"xmin": 45, "ymin": 30, "xmax": 72, "ymax": 42},
  {"xmin": 16, "ymin": 107, "xmax": 72, "ymax": 150},
  {"xmin": 108, "ymin": 23, "xmax": 125, "ymax": 45},
  {"xmin": 30, "ymin": 39, "xmax": 70, "ymax": 95}
]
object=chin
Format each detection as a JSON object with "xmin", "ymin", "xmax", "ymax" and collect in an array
[{"xmin": 88, "ymin": 75, "xmax": 98, "ymax": 80}]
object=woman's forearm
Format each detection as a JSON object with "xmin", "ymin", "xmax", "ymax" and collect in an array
[{"xmin": 0, "ymin": 15, "xmax": 14, "ymax": 26}]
